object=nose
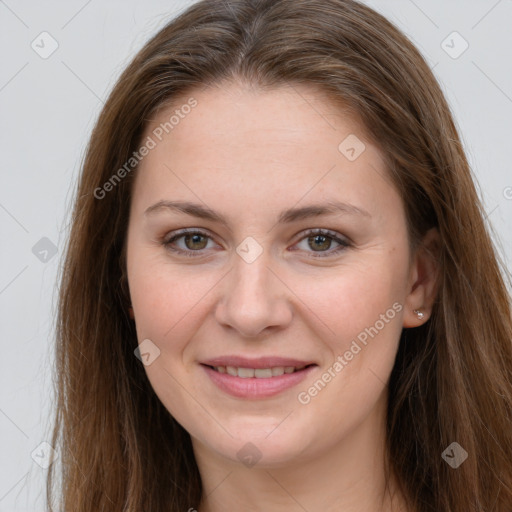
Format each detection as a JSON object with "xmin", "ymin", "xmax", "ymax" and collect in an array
[{"xmin": 214, "ymin": 248, "xmax": 293, "ymax": 338}]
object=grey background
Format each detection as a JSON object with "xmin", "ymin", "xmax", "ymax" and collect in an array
[{"xmin": 1, "ymin": 0, "xmax": 511, "ymax": 510}]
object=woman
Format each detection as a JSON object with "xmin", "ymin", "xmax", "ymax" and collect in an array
[{"xmin": 47, "ymin": 0, "xmax": 512, "ymax": 510}]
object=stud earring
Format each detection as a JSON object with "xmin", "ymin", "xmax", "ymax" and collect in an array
[{"xmin": 413, "ymin": 309, "xmax": 425, "ymax": 320}]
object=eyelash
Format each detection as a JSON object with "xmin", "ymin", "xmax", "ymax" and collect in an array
[{"xmin": 162, "ymin": 228, "xmax": 351, "ymax": 258}]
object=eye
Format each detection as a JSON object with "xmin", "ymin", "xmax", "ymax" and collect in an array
[
  {"xmin": 162, "ymin": 228, "xmax": 217, "ymax": 257},
  {"xmin": 291, "ymin": 228, "xmax": 350, "ymax": 258},
  {"xmin": 162, "ymin": 228, "xmax": 350, "ymax": 258}
]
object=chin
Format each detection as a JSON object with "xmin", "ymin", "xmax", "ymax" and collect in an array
[{"xmin": 195, "ymin": 421, "xmax": 311, "ymax": 469}]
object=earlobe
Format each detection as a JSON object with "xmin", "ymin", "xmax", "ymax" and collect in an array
[
  {"xmin": 413, "ymin": 309, "xmax": 425, "ymax": 320},
  {"xmin": 403, "ymin": 228, "xmax": 440, "ymax": 328}
]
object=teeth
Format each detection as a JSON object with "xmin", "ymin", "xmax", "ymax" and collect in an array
[
  {"xmin": 213, "ymin": 365, "xmax": 308, "ymax": 378},
  {"xmin": 255, "ymin": 368, "xmax": 272, "ymax": 378},
  {"xmin": 271, "ymin": 366, "xmax": 285, "ymax": 376},
  {"xmin": 226, "ymin": 366, "xmax": 238, "ymax": 376},
  {"xmin": 238, "ymin": 367, "xmax": 255, "ymax": 378}
]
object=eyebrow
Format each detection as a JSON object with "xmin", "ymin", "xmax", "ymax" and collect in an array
[{"xmin": 144, "ymin": 199, "xmax": 371, "ymax": 224}]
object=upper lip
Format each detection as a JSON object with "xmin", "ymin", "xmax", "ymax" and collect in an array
[{"xmin": 201, "ymin": 356, "xmax": 317, "ymax": 368}]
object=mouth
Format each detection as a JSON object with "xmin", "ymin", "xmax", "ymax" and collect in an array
[
  {"xmin": 200, "ymin": 360, "xmax": 318, "ymax": 399},
  {"xmin": 203, "ymin": 364, "xmax": 316, "ymax": 378}
]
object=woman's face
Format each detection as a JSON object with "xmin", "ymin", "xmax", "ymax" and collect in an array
[{"xmin": 126, "ymin": 82, "xmax": 422, "ymax": 467}]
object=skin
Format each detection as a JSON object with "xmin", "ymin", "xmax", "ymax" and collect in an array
[{"xmin": 126, "ymin": 81, "xmax": 439, "ymax": 512}]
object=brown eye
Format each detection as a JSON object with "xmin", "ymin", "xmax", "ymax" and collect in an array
[
  {"xmin": 163, "ymin": 229, "xmax": 216, "ymax": 257},
  {"xmin": 307, "ymin": 234, "xmax": 333, "ymax": 252},
  {"xmin": 182, "ymin": 233, "xmax": 208, "ymax": 250},
  {"xmin": 293, "ymin": 229, "xmax": 350, "ymax": 258}
]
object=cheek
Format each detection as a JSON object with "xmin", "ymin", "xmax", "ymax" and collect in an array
[
  {"xmin": 127, "ymin": 252, "xmax": 219, "ymax": 353},
  {"xmin": 127, "ymin": 256, "xmax": 210, "ymax": 417},
  {"xmin": 294, "ymin": 270, "xmax": 404, "ymax": 421},
  {"xmin": 288, "ymin": 252, "xmax": 407, "ymax": 410},
  {"xmin": 290, "ymin": 254, "xmax": 407, "ymax": 343}
]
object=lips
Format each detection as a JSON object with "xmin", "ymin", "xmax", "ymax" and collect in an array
[
  {"xmin": 200, "ymin": 355, "xmax": 318, "ymax": 399},
  {"xmin": 210, "ymin": 365, "xmax": 311, "ymax": 378},
  {"xmin": 201, "ymin": 356, "xmax": 316, "ymax": 378},
  {"xmin": 201, "ymin": 355, "xmax": 316, "ymax": 368}
]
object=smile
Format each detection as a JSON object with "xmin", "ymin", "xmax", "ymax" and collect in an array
[
  {"xmin": 209, "ymin": 365, "xmax": 312, "ymax": 378},
  {"xmin": 201, "ymin": 363, "xmax": 318, "ymax": 399}
]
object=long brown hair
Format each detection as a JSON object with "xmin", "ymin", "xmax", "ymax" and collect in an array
[{"xmin": 47, "ymin": 0, "xmax": 512, "ymax": 510}]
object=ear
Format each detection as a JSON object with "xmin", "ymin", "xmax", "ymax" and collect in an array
[{"xmin": 403, "ymin": 227, "xmax": 440, "ymax": 328}]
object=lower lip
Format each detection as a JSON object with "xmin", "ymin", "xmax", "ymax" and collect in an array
[{"xmin": 201, "ymin": 364, "xmax": 317, "ymax": 399}]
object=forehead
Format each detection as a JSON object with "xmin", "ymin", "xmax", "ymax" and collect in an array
[
  {"xmin": 132, "ymin": 82, "xmax": 393, "ymax": 217},
  {"xmin": 145, "ymin": 81, "xmax": 368, "ymax": 157}
]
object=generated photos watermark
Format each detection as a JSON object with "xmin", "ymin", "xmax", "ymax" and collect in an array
[
  {"xmin": 297, "ymin": 301, "xmax": 403, "ymax": 404},
  {"xmin": 94, "ymin": 97, "xmax": 197, "ymax": 200}
]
